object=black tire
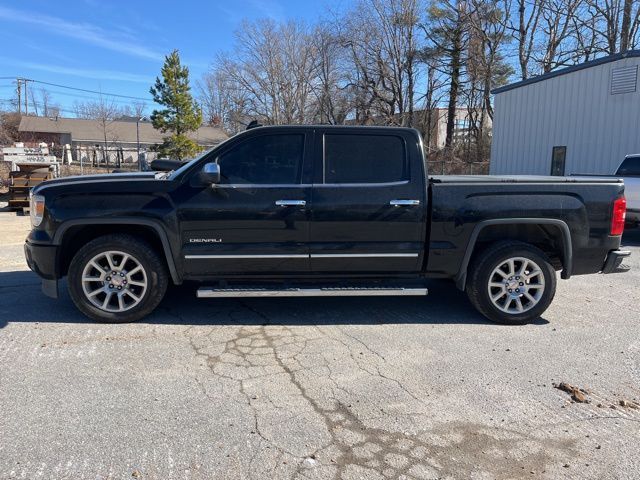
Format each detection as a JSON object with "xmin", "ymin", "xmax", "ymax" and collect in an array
[
  {"xmin": 466, "ymin": 241, "xmax": 557, "ymax": 325},
  {"xmin": 68, "ymin": 234, "xmax": 168, "ymax": 323}
]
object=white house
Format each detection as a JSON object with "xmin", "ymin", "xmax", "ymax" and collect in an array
[{"xmin": 490, "ymin": 50, "xmax": 640, "ymax": 176}]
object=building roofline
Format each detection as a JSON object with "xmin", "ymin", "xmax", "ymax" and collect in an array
[{"xmin": 492, "ymin": 50, "xmax": 640, "ymax": 95}]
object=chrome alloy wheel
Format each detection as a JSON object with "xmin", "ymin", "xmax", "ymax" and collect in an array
[
  {"xmin": 487, "ymin": 257, "xmax": 545, "ymax": 314},
  {"xmin": 81, "ymin": 250, "xmax": 148, "ymax": 312}
]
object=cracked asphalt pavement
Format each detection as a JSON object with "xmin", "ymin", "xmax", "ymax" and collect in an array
[{"xmin": 1, "ymin": 211, "xmax": 639, "ymax": 479}]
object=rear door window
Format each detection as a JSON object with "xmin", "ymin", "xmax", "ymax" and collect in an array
[
  {"xmin": 323, "ymin": 134, "xmax": 406, "ymax": 184},
  {"xmin": 616, "ymin": 157, "xmax": 640, "ymax": 176}
]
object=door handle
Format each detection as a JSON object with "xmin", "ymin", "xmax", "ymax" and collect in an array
[
  {"xmin": 275, "ymin": 200, "xmax": 306, "ymax": 207},
  {"xmin": 390, "ymin": 200, "xmax": 420, "ymax": 206}
]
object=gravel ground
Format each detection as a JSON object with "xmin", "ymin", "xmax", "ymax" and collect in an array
[{"xmin": 0, "ymin": 209, "xmax": 639, "ymax": 480}]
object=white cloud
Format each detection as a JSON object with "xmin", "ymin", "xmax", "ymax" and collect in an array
[
  {"xmin": 0, "ymin": 5, "xmax": 163, "ymax": 61},
  {"xmin": 217, "ymin": 0, "xmax": 285, "ymax": 23},
  {"xmin": 0, "ymin": 56, "xmax": 153, "ymax": 83},
  {"xmin": 248, "ymin": 0, "xmax": 285, "ymax": 21}
]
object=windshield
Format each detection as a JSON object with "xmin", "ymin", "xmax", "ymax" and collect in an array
[
  {"xmin": 166, "ymin": 131, "xmax": 243, "ymax": 180},
  {"xmin": 616, "ymin": 156, "xmax": 640, "ymax": 176},
  {"xmin": 165, "ymin": 148, "xmax": 213, "ymax": 180}
]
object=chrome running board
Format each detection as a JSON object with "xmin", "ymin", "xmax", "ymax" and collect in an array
[{"xmin": 197, "ymin": 286, "xmax": 428, "ymax": 298}]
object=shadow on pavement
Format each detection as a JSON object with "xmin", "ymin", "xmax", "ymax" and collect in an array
[{"xmin": 0, "ymin": 270, "xmax": 550, "ymax": 328}]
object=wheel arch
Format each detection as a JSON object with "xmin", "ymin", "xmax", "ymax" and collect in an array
[
  {"xmin": 455, "ymin": 218, "xmax": 572, "ymax": 290},
  {"xmin": 54, "ymin": 219, "xmax": 181, "ymax": 285}
]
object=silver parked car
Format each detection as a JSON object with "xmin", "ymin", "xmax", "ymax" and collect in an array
[{"xmin": 616, "ymin": 155, "xmax": 640, "ymax": 226}]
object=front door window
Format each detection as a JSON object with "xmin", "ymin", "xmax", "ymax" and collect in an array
[{"xmin": 217, "ymin": 134, "xmax": 304, "ymax": 184}]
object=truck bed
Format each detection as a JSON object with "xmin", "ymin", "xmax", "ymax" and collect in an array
[{"xmin": 430, "ymin": 175, "xmax": 623, "ymax": 184}]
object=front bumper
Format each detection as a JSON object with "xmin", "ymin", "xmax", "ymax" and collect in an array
[
  {"xmin": 602, "ymin": 249, "xmax": 631, "ymax": 274},
  {"xmin": 24, "ymin": 241, "xmax": 60, "ymax": 298}
]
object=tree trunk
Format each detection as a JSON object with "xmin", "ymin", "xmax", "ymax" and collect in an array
[
  {"xmin": 518, "ymin": 0, "xmax": 527, "ymax": 80},
  {"xmin": 445, "ymin": 22, "xmax": 462, "ymax": 149},
  {"xmin": 621, "ymin": 0, "xmax": 632, "ymax": 52}
]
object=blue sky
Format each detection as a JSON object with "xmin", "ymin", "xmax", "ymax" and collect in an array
[{"xmin": 0, "ymin": 0, "xmax": 351, "ymax": 115}]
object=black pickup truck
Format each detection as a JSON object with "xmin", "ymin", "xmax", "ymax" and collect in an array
[{"xmin": 24, "ymin": 125, "xmax": 630, "ymax": 324}]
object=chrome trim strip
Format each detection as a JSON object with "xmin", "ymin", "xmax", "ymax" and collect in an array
[
  {"xmin": 214, "ymin": 184, "xmax": 312, "ymax": 188},
  {"xmin": 197, "ymin": 287, "xmax": 429, "ymax": 298},
  {"xmin": 314, "ymin": 180, "xmax": 410, "ymax": 187},
  {"xmin": 275, "ymin": 200, "xmax": 306, "ymax": 206},
  {"xmin": 185, "ymin": 253, "xmax": 419, "ymax": 259},
  {"xmin": 210, "ymin": 181, "xmax": 409, "ymax": 188},
  {"xmin": 310, "ymin": 253, "xmax": 419, "ymax": 258},
  {"xmin": 390, "ymin": 199, "xmax": 420, "ymax": 206},
  {"xmin": 185, "ymin": 254, "xmax": 308, "ymax": 259}
]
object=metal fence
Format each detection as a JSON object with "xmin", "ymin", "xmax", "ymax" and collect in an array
[
  {"xmin": 2, "ymin": 145, "xmax": 492, "ymax": 183},
  {"xmin": 426, "ymin": 160, "xmax": 490, "ymax": 175},
  {"xmin": 49, "ymin": 145, "xmax": 159, "ymax": 172}
]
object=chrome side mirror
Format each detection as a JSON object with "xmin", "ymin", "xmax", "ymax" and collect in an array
[{"xmin": 199, "ymin": 162, "xmax": 221, "ymax": 185}]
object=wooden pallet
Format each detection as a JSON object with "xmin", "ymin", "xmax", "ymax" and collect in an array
[{"xmin": 8, "ymin": 164, "xmax": 54, "ymax": 209}]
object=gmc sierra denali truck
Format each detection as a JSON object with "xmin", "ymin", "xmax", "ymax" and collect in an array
[{"xmin": 24, "ymin": 125, "xmax": 630, "ymax": 325}]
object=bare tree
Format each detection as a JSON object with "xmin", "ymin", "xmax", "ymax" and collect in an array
[
  {"xmin": 584, "ymin": 0, "xmax": 640, "ymax": 54},
  {"xmin": 537, "ymin": 0, "xmax": 584, "ymax": 72},
  {"xmin": 213, "ymin": 19, "xmax": 320, "ymax": 126},
  {"xmin": 504, "ymin": 0, "xmax": 543, "ymax": 79},
  {"xmin": 338, "ymin": 0, "xmax": 421, "ymax": 126},
  {"xmin": 198, "ymin": 67, "xmax": 251, "ymax": 133},
  {"xmin": 461, "ymin": 0, "xmax": 512, "ymax": 160},
  {"xmin": 418, "ymin": 58, "xmax": 448, "ymax": 152},
  {"xmin": 423, "ymin": 0, "xmax": 470, "ymax": 148},
  {"xmin": 466, "ymin": 0, "xmax": 512, "ymax": 120},
  {"xmin": 132, "ymin": 101, "xmax": 147, "ymax": 118},
  {"xmin": 307, "ymin": 24, "xmax": 354, "ymax": 124},
  {"xmin": 0, "ymin": 111, "xmax": 21, "ymax": 145},
  {"xmin": 29, "ymin": 89, "xmax": 39, "ymax": 116},
  {"xmin": 191, "ymin": 0, "xmax": 640, "ymax": 165},
  {"xmin": 73, "ymin": 97, "xmax": 122, "ymax": 165},
  {"xmin": 25, "ymin": 87, "xmax": 60, "ymax": 117}
]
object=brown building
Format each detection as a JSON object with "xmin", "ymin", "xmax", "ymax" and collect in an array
[{"xmin": 17, "ymin": 115, "xmax": 228, "ymax": 163}]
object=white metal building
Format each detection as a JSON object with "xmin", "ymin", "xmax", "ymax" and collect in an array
[{"xmin": 490, "ymin": 50, "xmax": 640, "ymax": 176}]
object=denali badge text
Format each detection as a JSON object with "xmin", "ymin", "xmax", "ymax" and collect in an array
[{"xmin": 189, "ymin": 238, "xmax": 222, "ymax": 243}]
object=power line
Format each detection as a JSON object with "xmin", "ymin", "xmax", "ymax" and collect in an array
[
  {"xmin": 28, "ymin": 79, "xmax": 153, "ymax": 101},
  {"xmin": 41, "ymin": 88, "xmax": 148, "ymax": 106},
  {"xmin": 0, "ymin": 98, "xmax": 76, "ymax": 115},
  {"xmin": 3, "ymin": 76, "xmax": 153, "ymax": 102}
]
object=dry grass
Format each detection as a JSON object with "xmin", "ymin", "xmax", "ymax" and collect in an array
[{"xmin": 0, "ymin": 161, "xmax": 10, "ymax": 193}]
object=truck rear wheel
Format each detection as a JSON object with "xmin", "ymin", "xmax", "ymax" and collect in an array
[
  {"xmin": 68, "ymin": 234, "xmax": 168, "ymax": 323},
  {"xmin": 466, "ymin": 241, "xmax": 557, "ymax": 325}
]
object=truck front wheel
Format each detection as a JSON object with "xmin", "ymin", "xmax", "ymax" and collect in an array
[
  {"xmin": 466, "ymin": 241, "xmax": 557, "ymax": 325},
  {"xmin": 67, "ymin": 234, "xmax": 168, "ymax": 323}
]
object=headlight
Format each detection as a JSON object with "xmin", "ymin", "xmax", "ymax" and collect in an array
[{"xmin": 30, "ymin": 194, "xmax": 45, "ymax": 227}]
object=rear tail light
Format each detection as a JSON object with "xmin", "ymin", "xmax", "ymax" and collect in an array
[{"xmin": 610, "ymin": 196, "xmax": 626, "ymax": 236}]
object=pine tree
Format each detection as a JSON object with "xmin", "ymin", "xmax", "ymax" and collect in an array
[{"xmin": 150, "ymin": 50, "xmax": 203, "ymax": 159}]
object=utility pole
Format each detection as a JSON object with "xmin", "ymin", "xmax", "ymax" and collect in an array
[
  {"xmin": 24, "ymin": 79, "xmax": 28, "ymax": 115},
  {"xmin": 136, "ymin": 118, "xmax": 141, "ymax": 170},
  {"xmin": 136, "ymin": 116, "xmax": 146, "ymax": 170},
  {"xmin": 16, "ymin": 78, "xmax": 21, "ymax": 115}
]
